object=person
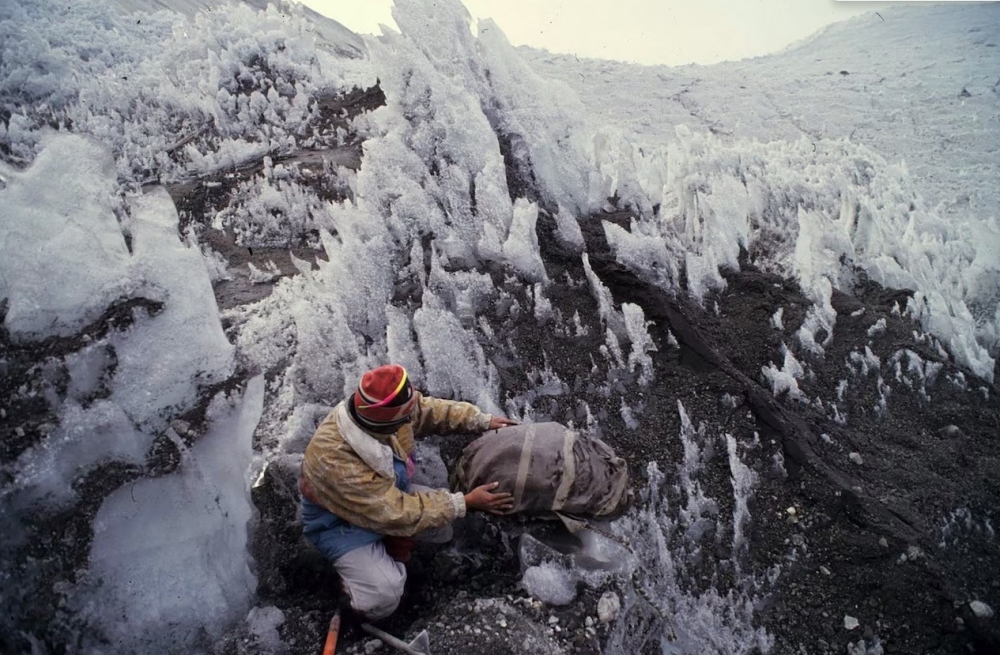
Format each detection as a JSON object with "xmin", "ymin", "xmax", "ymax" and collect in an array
[{"xmin": 299, "ymin": 364, "xmax": 516, "ymax": 620}]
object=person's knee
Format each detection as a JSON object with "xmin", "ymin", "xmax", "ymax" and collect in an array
[
  {"xmin": 350, "ymin": 565, "xmax": 406, "ymax": 620},
  {"xmin": 336, "ymin": 543, "xmax": 407, "ymax": 620},
  {"xmin": 354, "ymin": 585, "xmax": 404, "ymax": 620}
]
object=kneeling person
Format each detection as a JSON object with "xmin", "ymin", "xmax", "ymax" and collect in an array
[{"xmin": 299, "ymin": 364, "xmax": 515, "ymax": 620}]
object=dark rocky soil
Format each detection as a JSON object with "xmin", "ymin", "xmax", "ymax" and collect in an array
[{"xmin": 234, "ymin": 197, "xmax": 1000, "ymax": 654}]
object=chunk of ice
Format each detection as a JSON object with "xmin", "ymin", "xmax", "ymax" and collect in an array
[
  {"xmin": 67, "ymin": 377, "xmax": 265, "ymax": 653},
  {"xmin": 0, "ymin": 135, "xmax": 130, "ymax": 337},
  {"xmin": 522, "ymin": 563, "xmax": 577, "ymax": 606}
]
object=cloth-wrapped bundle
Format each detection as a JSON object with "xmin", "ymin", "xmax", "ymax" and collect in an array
[{"xmin": 452, "ymin": 422, "xmax": 630, "ymax": 528}]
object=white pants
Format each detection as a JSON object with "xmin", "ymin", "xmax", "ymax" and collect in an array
[
  {"xmin": 334, "ymin": 485, "xmax": 453, "ymax": 620},
  {"xmin": 335, "ymin": 540, "xmax": 407, "ymax": 620}
]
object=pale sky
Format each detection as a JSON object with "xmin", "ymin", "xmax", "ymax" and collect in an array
[{"xmin": 298, "ymin": 0, "xmax": 894, "ymax": 66}]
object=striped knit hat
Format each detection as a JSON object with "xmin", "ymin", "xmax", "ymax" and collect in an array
[{"xmin": 353, "ymin": 365, "xmax": 417, "ymax": 430}]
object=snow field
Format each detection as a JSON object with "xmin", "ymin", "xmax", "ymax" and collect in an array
[{"xmin": 528, "ymin": 4, "xmax": 1000, "ymax": 382}]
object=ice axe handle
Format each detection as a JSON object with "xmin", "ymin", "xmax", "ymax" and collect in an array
[
  {"xmin": 322, "ymin": 610, "xmax": 342, "ymax": 655},
  {"xmin": 361, "ymin": 622, "xmax": 431, "ymax": 655}
]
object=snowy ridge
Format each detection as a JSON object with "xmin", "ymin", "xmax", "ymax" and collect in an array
[
  {"xmin": 228, "ymin": 0, "xmax": 600, "ymax": 413},
  {"xmin": 596, "ymin": 125, "xmax": 996, "ymax": 379},
  {"xmin": 0, "ymin": 0, "xmax": 372, "ymax": 180},
  {"xmin": 109, "ymin": 0, "xmax": 366, "ymax": 57},
  {"xmin": 527, "ymin": 3, "xmax": 1000, "ymax": 380}
]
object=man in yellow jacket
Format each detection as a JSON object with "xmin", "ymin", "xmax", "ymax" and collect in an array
[{"xmin": 299, "ymin": 364, "xmax": 515, "ymax": 620}]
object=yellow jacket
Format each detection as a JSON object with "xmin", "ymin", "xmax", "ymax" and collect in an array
[{"xmin": 301, "ymin": 392, "xmax": 492, "ymax": 537}]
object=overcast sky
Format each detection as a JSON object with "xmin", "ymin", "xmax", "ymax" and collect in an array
[{"xmin": 297, "ymin": 0, "xmax": 894, "ymax": 66}]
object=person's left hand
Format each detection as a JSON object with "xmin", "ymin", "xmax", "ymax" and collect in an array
[{"xmin": 488, "ymin": 416, "xmax": 518, "ymax": 430}]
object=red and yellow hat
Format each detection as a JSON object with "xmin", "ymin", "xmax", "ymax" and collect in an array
[{"xmin": 353, "ymin": 364, "xmax": 417, "ymax": 429}]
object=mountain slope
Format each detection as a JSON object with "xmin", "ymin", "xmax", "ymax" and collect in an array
[{"xmin": 1, "ymin": 2, "xmax": 998, "ymax": 654}]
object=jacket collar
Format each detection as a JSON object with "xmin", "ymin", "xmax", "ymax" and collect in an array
[{"xmin": 334, "ymin": 402, "xmax": 395, "ymax": 479}]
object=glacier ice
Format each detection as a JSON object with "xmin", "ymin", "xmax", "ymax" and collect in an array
[
  {"xmin": 66, "ymin": 377, "xmax": 264, "ymax": 654},
  {"xmin": 0, "ymin": 134, "xmax": 131, "ymax": 337}
]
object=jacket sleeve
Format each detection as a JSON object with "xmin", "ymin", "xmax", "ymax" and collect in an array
[
  {"xmin": 410, "ymin": 394, "xmax": 492, "ymax": 437},
  {"xmin": 306, "ymin": 446, "xmax": 466, "ymax": 537}
]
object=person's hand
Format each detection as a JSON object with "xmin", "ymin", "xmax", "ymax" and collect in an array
[
  {"xmin": 464, "ymin": 482, "xmax": 514, "ymax": 514},
  {"xmin": 488, "ymin": 416, "xmax": 517, "ymax": 430}
]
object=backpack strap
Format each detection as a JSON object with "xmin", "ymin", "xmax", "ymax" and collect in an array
[
  {"xmin": 512, "ymin": 423, "xmax": 539, "ymax": 507},
  {"xmin": 551, "ymin": 430, "xmax": 577, "ymax": 512}
]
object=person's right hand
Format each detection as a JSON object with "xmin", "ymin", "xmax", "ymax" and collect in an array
[{"xmin": 464, "ymin": 482, "xmax": 514, "ymax": 515}]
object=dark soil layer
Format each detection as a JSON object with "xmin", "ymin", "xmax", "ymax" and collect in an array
[{"xmin": 240, "ymin": 202, "xmax": 999, "ymax": 655}]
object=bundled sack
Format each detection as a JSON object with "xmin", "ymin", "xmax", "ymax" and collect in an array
[{"xmin": 452, "ymin": 422, "xmax": 629, "ymax": 527}]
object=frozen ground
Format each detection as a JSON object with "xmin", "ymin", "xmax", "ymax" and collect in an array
[{"xmin": 1, "ymin": 1, "xmax": 998, "ymax": 654}]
